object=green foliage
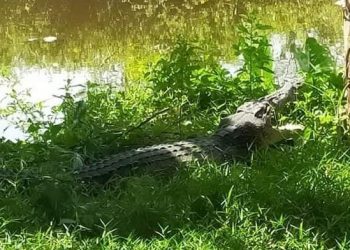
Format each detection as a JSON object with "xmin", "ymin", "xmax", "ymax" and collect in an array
[
  {"xmin": 234, "ymin": 14, "xmax": 275, "ymax": 98},
  {"xmin": 0, "ymin": 64, "xmax": 11, "ymax": 77},
  {"xmin": 146, "ymin": 39, "xmax": 238, "ymax": 111},
  {"xmin": 0, "ymin": 16, "xmax": 349, "ymax": 250},
  {"xmin": 292, "ymin": 37, "xmax": 343, "ymax": 140}
]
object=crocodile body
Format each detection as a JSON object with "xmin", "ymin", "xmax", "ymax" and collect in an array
[
  {"xmin": 77, "ymin": 136, "xmax": 243, "ymax": 182},
  {"xmin": 0, "ymin": 79, "xmax": 302, "ymax": 183},
  {"xmin": 77, "ymin": 102, "xmax": 269, "ymax": 181},
  {"xmin": 77, "ymin": 79, "xmax": 302, "ymax": 182}
]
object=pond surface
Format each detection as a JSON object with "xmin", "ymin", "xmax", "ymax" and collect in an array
[{"xmin": 0, "ymin": 0, "xmax": 343, "ymax": 140}]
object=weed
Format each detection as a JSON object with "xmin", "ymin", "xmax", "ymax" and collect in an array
[
  {"xmin": 234, "ymin": 13, "xmax": 275, "ymax": 98},
  {"xmin": 146, "ymin": 38, "xmax": 238, "ymax": 112}
]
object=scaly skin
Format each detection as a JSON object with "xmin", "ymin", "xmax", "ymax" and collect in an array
[
  {"xmin": 77, "ymin": 137, "xmax": 238, "ymax": 181},
  {"xmin": 77, "ymin": 78, "xmax": 303, "ymax": 182}
]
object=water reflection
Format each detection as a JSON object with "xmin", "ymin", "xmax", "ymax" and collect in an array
[
  {"xmin": 0, "ymin": 34, "xmax": 307, "ymax": 141},
  {"xmin": 0, "ymin": 0, "xmax": 343, "ymax": 141},
  {"xmin": 0, "ymin": 65, "xmax": 123, "ymax": 141},
  {"xmin": 1, "ymin": 65, "xmax": 123, "ymax": 104},
  {"xmin": 0, "ymin": 0, "xmax": 340, "ymax": 66}
]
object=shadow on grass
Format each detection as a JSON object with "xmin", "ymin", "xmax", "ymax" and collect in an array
[
  {"xmin": 1, "ymin": 138, "xmax": 350, "ymax": 247},
  {"xmin": 247, "ymin": 140, "xmax": 350, "ymax": 244}
]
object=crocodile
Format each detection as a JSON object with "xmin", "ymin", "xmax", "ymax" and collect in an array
[
  {"xmin": 77, "ymin": 78, "xmax": 304, "ymax": 182},
  {"xmin": 0, "ymin": 79, "xmax": 303, "ymax": 183}
]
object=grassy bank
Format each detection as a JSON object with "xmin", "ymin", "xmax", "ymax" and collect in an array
[{"xmin": 0, "ymin": 15, "xmax": 349, "ymax": 249}]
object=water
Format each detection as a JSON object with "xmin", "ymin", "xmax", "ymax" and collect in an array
[{"xmin": 0, "ymin": 0, "xmax": 343, "ymax": 141}]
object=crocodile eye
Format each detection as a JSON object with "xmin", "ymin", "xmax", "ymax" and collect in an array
[{"xmin": 255, "ymin": 106, "xmax": 267, "ymax": 118}]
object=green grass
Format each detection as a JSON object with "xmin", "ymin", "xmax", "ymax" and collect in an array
[
  {"xmin": 0, "ymin": 11, "xmax": 349, "ymax": 250},
  {"xmin": 1, "ymin": 142, "xmax": 350, "ymax": 249}
]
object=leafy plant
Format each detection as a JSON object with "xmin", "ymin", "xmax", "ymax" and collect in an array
[
  {"xmin": 146, "ymin": 38, "xmax": 238, "ymax": 112},
  {"xmin": 233, "ymin": 14, "xmax": 275, "ymax": 98},
  {"xmin": 292, "ymin": 37, "xmax": 343, "ymax": 140}
]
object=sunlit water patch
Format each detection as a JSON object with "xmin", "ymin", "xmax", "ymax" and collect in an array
[
  {"xmin": 2, "ymin": 32, "xmax": 344, "ymax": 141},
  {"xmin": 0, "ymin": 33, "xmax": 316, "ymax": 141},
  {"xmin": 0, "ymin": 0, "xmax": 342, "ymax": 142},
  {"xmin": 0, "ymin": 65, "xmax": 124, "ymax": 140}
]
